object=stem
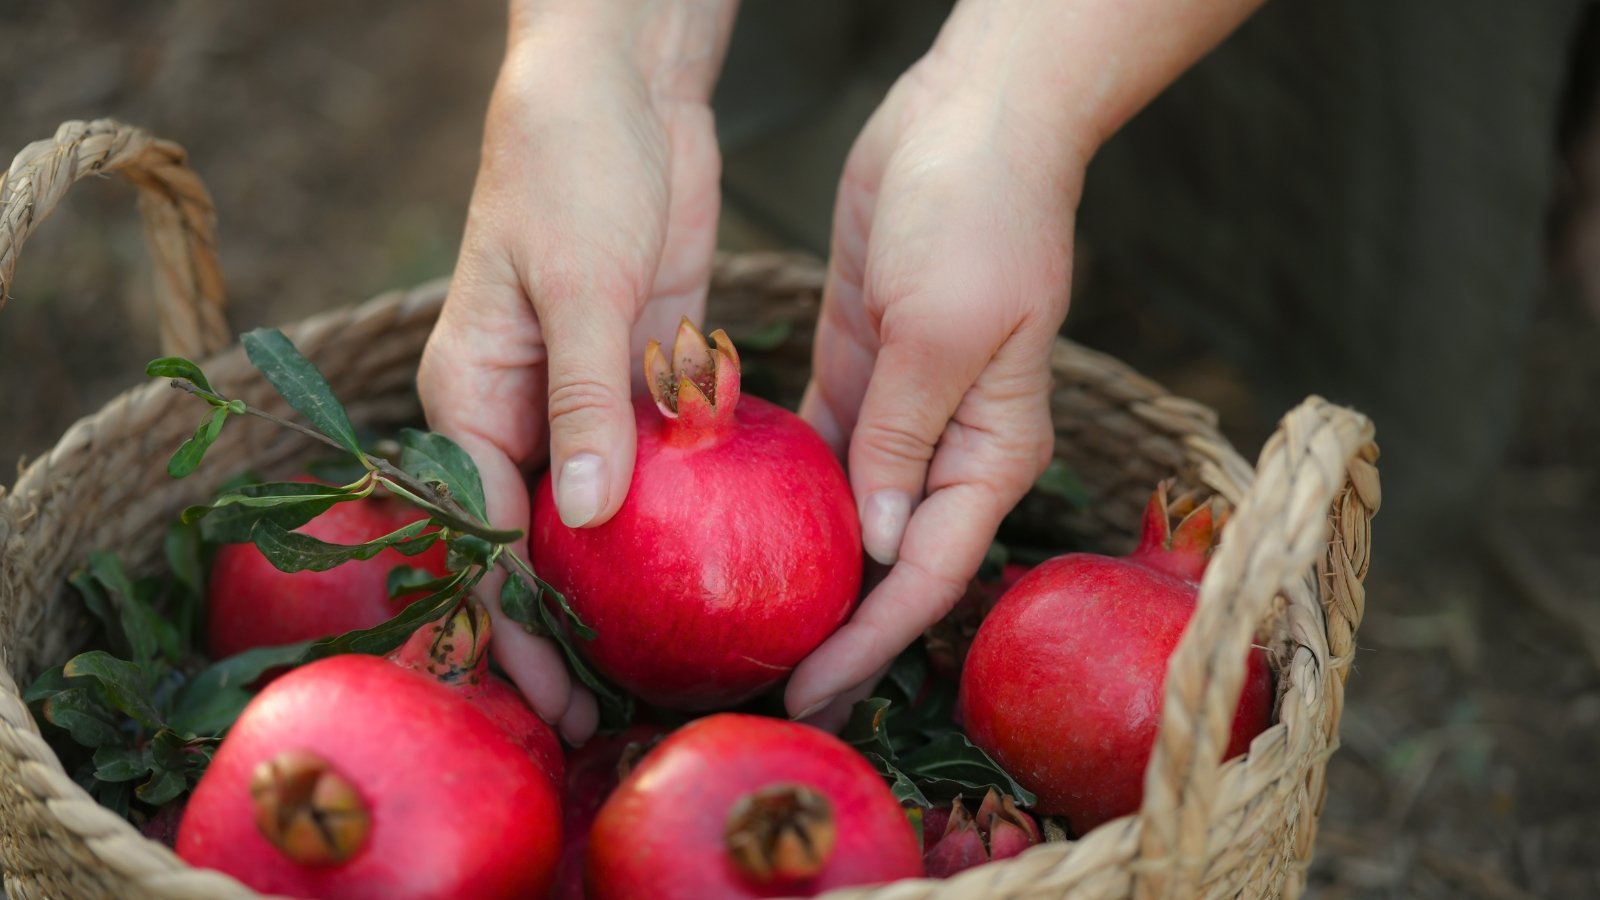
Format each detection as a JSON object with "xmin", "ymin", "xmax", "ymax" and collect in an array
[{"xmin": 165, "ymin": 378, "xmax": 547, "ymax": 621}]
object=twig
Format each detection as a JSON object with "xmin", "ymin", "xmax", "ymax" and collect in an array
[{"xmin": 165, "ymin": 378, "xmax": 547, "ymax": 625}]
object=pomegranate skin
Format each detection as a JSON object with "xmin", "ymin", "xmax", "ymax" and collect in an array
[
  {"xmin": 532, "ymin": 390, "xmax": 862, "ymax": 711},
  {"xmin": 553, "ymin": 724, "xmax": 668, "ymax": 900},
  {"xmin": 207, "ymin": 482, "xmax": 452, "ymax": 658},
  {"xmin": 177, "ymin": 655, "xmax": 561, "ymax": 899},
  {"xmin": 959, "ymin": 515, "xmax": 1274, "ymax": 833},
  {"xmin": 586, "ymin": 714, "xmax": 922, "ymax": 899}
]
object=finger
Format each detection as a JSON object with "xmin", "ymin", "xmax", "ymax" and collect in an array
[
  {"xmin": 794, "ymin": 661, "xmax": 891, "ymax": 733},
  {"xmin": 786, "ymin": 379, "xmax": 1053, "ymax": 716},
  {"xmin": 846, "ymin": 315, "xmax": 997, "ymax": 565},
  {"xmin": 799, "ymin": 99, "xmax": 898, "ymax": 455},
  {"xmin": 558, "ymin": 686, "xmax": 600, "ymax": 747},
  {"xmin": 535, "ymin": 280, "xmax": 641, "ymax": 530},
  {"xmin": 784, "ymin": 482, "xmax": 1002, "ymax": 717}
]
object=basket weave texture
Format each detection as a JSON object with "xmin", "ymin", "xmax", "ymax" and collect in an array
[{"xmin": 0, "ymin": 121, "xmax": 1380, "ymax": 900}]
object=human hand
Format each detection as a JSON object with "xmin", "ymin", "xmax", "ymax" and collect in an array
[
  {"xmin": 784, "ymin": 0, "xmax": 1266, "ymax": 720},
  {"xmin": 418, "ymin": 0, "xmax": 737, "ymax": 743}
]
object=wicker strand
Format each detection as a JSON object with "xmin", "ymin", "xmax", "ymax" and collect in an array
[
  {"xmin": 1132, "ymin": 398, "xmax": 1378, "ymax": 899},
  {"xmin": 0, "ymin": 119, "xmax": 229, "ymax": 359}
]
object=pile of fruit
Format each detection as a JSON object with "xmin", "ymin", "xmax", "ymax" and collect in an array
[{"xmin": 25, "ymin": 321, "xmax": 1272, "ymax": 898}]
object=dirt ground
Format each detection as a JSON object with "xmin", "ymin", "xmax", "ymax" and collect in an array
[{"xmin": 2, "ymin": 3, "xmax": 1597, "ymax": 897}]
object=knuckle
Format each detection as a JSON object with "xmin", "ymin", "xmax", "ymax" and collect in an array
[
  {"xmin": 857, "ymin": 417, "xmax": 938, "ymax": 468},
  {"xmin": 546, "ymin": 376, "xmax": 625, "ymax": 429}
]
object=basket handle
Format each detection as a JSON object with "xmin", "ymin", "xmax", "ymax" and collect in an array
[
  {"xmin": 0, "ymin": 119, "xmax": 230, "ymax": 359},
  {"xmin": 1133, "ymin": 396, "xmax": 1380, "ymax": 898}
]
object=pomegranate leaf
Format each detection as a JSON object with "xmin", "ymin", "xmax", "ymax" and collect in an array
[
  {"xmin": 168, "ymin": 642, "xmax": 313, "ymax": 737},
  {"xmin": 40, "ymin": 689, "xmax": 125, "ymax": 748},
  {"xmin": 895, "ymin": 733, "xmax": 1037, "ymax": 807},
  {"xmin": 397, "ymin": 428, "xmax": 488, "ymax": 523},
  {"xmin": 145, "ymin": 356, "xmax": 215, "ymax": 394},
  {"xmin": 511, "ymin": 570, "xmax": 633, "ymax": 729},
  {"xmin": 249, "ymin": 518, "xmax": 436, "ymax": 573},
  {"xmin": 167, "ymin": 406, "xmax": 231, "ymax": 478},
  {"xmin": 189, "ymin": 480, "xmax": 358, "ymax": 542},
  {"xmin": 82, "ymin": 551, "xmax": 183, "ymax": 671},
  {"xmin": 241, "ymin": 328, "xmax": 364, "ymax": 458},
  {"xmin": 92, "ymin": 745, "xmax": 149, "ymax": 782},
  {"xmin": 62, "ymin": 652, "xmax": 164, "ymax": 729},
  {"xmin": 298, "ymin": 569, "xmax": 473, "ymax": 662},
  {"xmin": 387, "ymin": 565, "xmax": 456, "ymax": 599},
  {"xmin": 137, "ymin": 766, "xmax": 187, "ymax": 806},
  {"xmin": 842, "ymin": 698, "xmax": 898, "ymax": 760},
  {"xmin": 1034, "ymin": 460, "xmax": 1090, "ymax": 509}
]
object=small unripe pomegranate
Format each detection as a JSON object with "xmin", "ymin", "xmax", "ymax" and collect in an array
[
  {"xmin": 920, "ymin": 789, "xmax": 1041, "ymax": 878},
  {"xmin": 207, "ymin": 478, "xmax": 452, "ymax": 658},
  {"xmin": 960, "ymin": 484, "xmax": 1274, "ymax": 834},
  {"xmin": 586, "ymin": 714, "xmax": 922, "ymax": 899},
  {"xmin": 177, "ymin": 654, "xmax": 561, "ymax": 899},
  {"xmin": 387, "ymin": 600, "xmax": 563, "ymax": 786},
  {"xmin": 532, "ymin": 320, "xmax": 862, "ymax": 710}
]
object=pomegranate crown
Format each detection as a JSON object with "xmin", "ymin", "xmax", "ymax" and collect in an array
[
  {"xmin": 1133, "ymin": 479, "xmax": 1230, "ymax": 583},
  {"xmin": 644, "ymin": 317, "xmax": 741, "ymax": 434}
]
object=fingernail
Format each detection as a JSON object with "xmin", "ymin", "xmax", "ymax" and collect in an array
[
  {"xmin": 556, "ymin": 453, "xmax": 605, "ymax": 527},
  {"xmin": 862, "ymin": 490, "xmax": 911, "ymax": 566},
  {"xmin": 792, "ymin": 697, "xmax": 834, "ymax": 722}
]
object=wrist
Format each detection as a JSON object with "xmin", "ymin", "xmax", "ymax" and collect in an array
[
  {"xmin": 507, "ymin": 0, "xmax": 740, "ymax": 104},
  {"xmin": 924, "ymin": 0, "xmax": 1266, "ymax": 166}
]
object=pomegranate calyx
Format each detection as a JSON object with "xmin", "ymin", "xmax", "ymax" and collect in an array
[
  {"xmin": 644, "ymin": 317, "xmax": 741, "ymax": 437},
  {"xmin": 389, "ymin": 599, "xmax": 491, "ymax": 686},
  {"xmin": 975, "ymin": 788, "xmax": 1041, "ymax": 859},
  {"xmin": 249, "ymin": 750, "xmax": 369, "ymax": 866},
  {"xmin": 724, "ymin": 783, "xmax": 837, "ymax": 884},
  {"xmin": 1133, "ymin": 480, "xmax": 1228, "ymax": 582}
]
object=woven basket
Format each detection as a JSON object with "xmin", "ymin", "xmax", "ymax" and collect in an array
[{"xmin": 0, "ymin": 120, "xmax": 1379, "ymax": 900}]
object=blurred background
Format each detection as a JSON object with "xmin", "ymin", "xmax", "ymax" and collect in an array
[{"xmin": 1, "ymin": 2, "xmax": 1596, "ymax": 895}]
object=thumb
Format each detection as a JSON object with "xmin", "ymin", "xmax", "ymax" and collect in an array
[{"xmin": 535, "ymin": 282, "xmax": 640, "ymax": 529}]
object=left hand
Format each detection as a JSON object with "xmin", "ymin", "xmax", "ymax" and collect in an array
[{"xmin": 782, "ymin": 43, "xmax": 1083, "ymax": 722}]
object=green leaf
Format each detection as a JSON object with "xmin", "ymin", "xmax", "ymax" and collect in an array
[
  {"xmin": 23, "ymin": 665, "xmax": 70, "ymax": 704},
  {"xmin": 87, "ymin": 552, "xmax": 183, "ymax": 670},
  {"xmin": 63, "ymin": 652, "xmax": 164, "ymax": 729},
  {"xmin": 41, "ymin": 689, "xmax": 126, "ymax": 748},
  {"xmin": 145, "ymin": 356, "xmax": 214, "ymax": 394},
  {"xmin": 445, "ymin": 535, "xmax": 493, "ymax": 570},
  {"xmin": 387, "ymin": 565, "xmax": 454, "ymax": 600},
  {"xmin": 530, "ymin": 581, "xmax": 630, "ymax": 728},
  {"xmin": 298, "ymin": 571, "xmax": 472, "ymax": 662},
  {"xmin": 499, "ymin": 572, "xmax": 538, "ymax": 628},
  {"xmin": 398, "ymin": 429, "xmax": 489, "ymax": 523},
  {"xmin": 868, "ymin": 753, "xmax": 931, "ymax": 807},
  {"xmin": 251, "ymin": 518, "xmax": 435, "ymax": 573},
  {"xmin": 192, "ymin": 480, "xmax": 358, "ymax": 543},
  {"xmin": 241, "ymin": 328, "xmax": 363, "ymax": 456},
  {"xmin": 896, "ymin": 733, "xmax": 1038, "ymax": 806},
  {"xmin": 168, "ymin": 642, "xmax": 311, "ymax": 737},
  {"xmin": 137, "ymin": 767, "xmax": 187, "ymax": 805},
  {"xmin": 535, "ymin": 575, "xmax": 597, "ymax": 641},
  {"xmin": 164, "ymin": 523, "xmax": 205, "ymax": 648},
  {"xmin": 883, "ymin": 650, "xmax": 928, "ymax": 708},
  {"xmin": 167, "ymin": 406, "xmax": 230, "ymax": 478},
  {"xmin": 841, "ymin": 698, "xmax": 898, "ymax": 761},
  {"xmin": 92, "ymin": 745, "xmax": 152, "ymax": 783},
  {"xmin": 732, "ymin": 320, "xmax": 793, "ymax": 352},
  {"xmin": 67, "ymin": 570, "xmax": 123, "ymax": 656},
  {"xmin": 1034, "ymin": 460, "xmax": 1091, "ymax": 509},
  {"xmin": 91, "ymin": 780, "xmax": 132, "ymax": 820}
]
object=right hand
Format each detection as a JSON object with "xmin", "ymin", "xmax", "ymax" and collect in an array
[{"xmin": 417, "ymin": 0, "xmax": 736, "ymax": 744}]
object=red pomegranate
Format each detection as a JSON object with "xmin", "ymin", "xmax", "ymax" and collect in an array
[
  {"xmin": 531, "ymin": 319, "xmax": 862, "ymax": 710},
  {"xmin": 553, "ymin": 724, "xmax": 669, "ymax": 900},
  {"xmin": 177, "ymin": 654, "xmax": 561, "ymax": 899},
  {"xmin": 387, "ymin": 601, "xmax": 563, "ymax": 786},
  {"xmin": 207, "ymin": 478, "xmax": 452, "ymax": 658},
  {"xmin": 586, "ymin": 714, "xmax": 922, "ymax": 899},
  {"xmin": 959, "ymin": 484, "xmax": 1274, "ymax": 834},
  {"xmin": 920, "ymin": 789, "xmax": 1041, "ymax": 878}
]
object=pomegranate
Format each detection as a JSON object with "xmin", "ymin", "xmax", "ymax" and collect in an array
[
  {"xmin": 920, "ymin": 789, "xmax": 1041, "ymax": 878},
  {"xmin": 387, "ymin": 601, "xmax": 563, "ymax": 786},
  {"xmin": 586, "ymin": 713, "xmax": 922, "ymax": 899},
  {"xmin": 959, "ymin": 483, "xmax": 1274, "ymax": 834},
  {"xmin": 177, "ymin": 654, "xmax": 561, "ymax": 899},
  {"xmin": 553, "ymin": 724, "xmax": 668, "ymax": 900},
  {"xmin": 531, "ymin": 319, "xmax": 862, "ymax": 710},
  {"xmin": 207, "ymin": 477, "xmax": 452, "ymax": 658}
]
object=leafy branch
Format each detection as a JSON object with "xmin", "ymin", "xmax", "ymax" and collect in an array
[{"xmin": 147, "ymin": 327, "xmax": 631, "ymax": 726}]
